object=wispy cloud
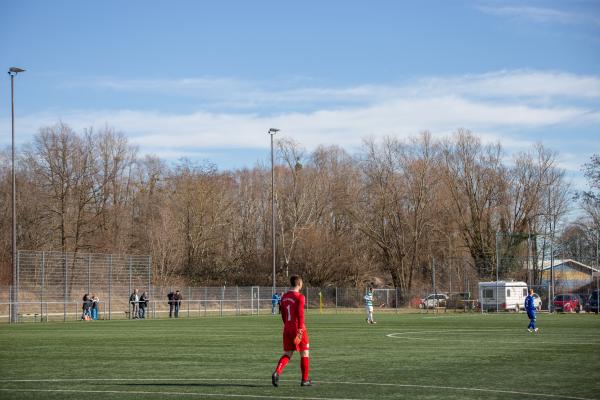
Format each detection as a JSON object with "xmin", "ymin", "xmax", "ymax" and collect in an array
[
  {"xmin": 7, "ymin": 94, "xmax": 593, "ymax": 150},
  {"xmin": 2, "ymin": 70, "xmax": 598, "ymax": 188},
  {"xmin": 477, "ymin": 4, "xmax": 600, "ymax": 27},
  {"xmin": 86, "ymin": 70, "xmax": 600, "ymax": 111}
]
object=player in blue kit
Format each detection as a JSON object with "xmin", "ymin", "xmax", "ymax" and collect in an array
[
  {"xmin": 272, "ymin": 292, "xmax": 281, "ymax": 315},
  {"xmin": 525, "ymin": 288, "xmax": 539, "ymax": 334}
]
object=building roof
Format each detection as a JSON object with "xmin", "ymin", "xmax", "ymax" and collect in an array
[{"xmin": 540, "ymin": 259, "xmax": 599, "ymax": 273}]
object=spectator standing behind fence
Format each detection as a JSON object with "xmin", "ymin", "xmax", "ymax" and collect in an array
[
  {"xmin": 91, "ymin": 294, "xmax": 99, "ymax": 320},
  {"xmin": 81, "ymin": 293, "xmax": 92, "ymax": 320},
  {"xmin": 173, "ymin": 290, "xmax": 182, "ymax": 318},
  {"xmin": 167, "ymin": 291, "xmax": 175, "ymax": 318},
  {"xmin": 129, "ymin": 289, "xmax": 139, "ymax": 319},
  {"xmin": 139, "ymin": 292, "xmax": 148, "ymax": 319}
]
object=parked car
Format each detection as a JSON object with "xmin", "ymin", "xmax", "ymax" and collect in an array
[
  {"xmin": 446, "ymin": 292, "xmax": 474, "ymax": 310},
  {"xmin": 585, "ymin": 290, "xmax": 599, "ymax": 313},
  {"xmin": 420, "ymin": 293, "xmax": 449, "ymax": 309},
  {"xmin": 552, "ymin": 294, "xmax": 581, "ymax": 312}
]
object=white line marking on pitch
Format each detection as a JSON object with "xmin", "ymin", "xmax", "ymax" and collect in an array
[
  {"xmin": 0, "ymin": 378, "xmax": 595, "ymax": 400},
  {"xmin": 0, "ymin": 388, "xmax": 359, "ymax": 400},
  {"xmin": 386, "ymin": 329, "xmax": 513, "ymax": 340},
  {"xmin": 386, "ymin": 329, "xmax": 600, "ymax": 345},
  {"xmin": 317, "ymin": 381, "xmax": 596, "ymax": 400}
]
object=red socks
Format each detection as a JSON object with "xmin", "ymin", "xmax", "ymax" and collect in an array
[
  {"xmin": 275, "ymin": 355, "xmax": 310, "ymax": 381},
  {"xmin": 301, "ymin": 356, "xmax": 310, "ymax": 381},
  {"xmin": 275, "ymin": 355, "xmax": 290, "ymax": 375}
]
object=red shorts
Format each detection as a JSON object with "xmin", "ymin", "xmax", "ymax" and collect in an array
[{"xmin": 283, "ymin": 328, "xmax": 310, "ymax": 352}]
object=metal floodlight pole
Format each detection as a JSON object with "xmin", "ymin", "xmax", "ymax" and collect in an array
[
  {"xmin": 269, "ymin": 128, "xmax": 279, "ymax": 292},
  {"xmin": 527, "ymin": 225, "xmax": 532, "ymax": 286},
  {"xmin": 8, "ymin": 67, "xmax": 25, "ymax": 324}
]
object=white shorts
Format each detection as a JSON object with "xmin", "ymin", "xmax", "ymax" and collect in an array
[{"xmin": 365, "ymin": 305, "xmax": 373, "ymax": 313}]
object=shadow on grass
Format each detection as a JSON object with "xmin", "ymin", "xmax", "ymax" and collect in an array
[{"xmin": 121, "ymin": 383, "xmax": 263, "ymax": 388}]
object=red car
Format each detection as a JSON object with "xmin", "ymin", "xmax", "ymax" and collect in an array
[{"xmin": 552, "ymin": 294, "xmax": 580, "ymax": 312}]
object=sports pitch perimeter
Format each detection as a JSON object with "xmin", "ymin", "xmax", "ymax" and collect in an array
[{"xmin": 0, "ymin": 312, "xmax": 599, "ymax": 399}]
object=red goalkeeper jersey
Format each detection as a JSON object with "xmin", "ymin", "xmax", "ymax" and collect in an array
[{"xmin": 280, "ymin": 290, "xmax": 306, "ymax": 332}]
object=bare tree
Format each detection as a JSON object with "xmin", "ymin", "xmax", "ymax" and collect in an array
[
  {"xmin": 441, "ymin": 129, "xmax": 504, "ymax": 278},
  {"xmin": 275, "ymin": 138, "xmax": 319, "ymax": 280}
]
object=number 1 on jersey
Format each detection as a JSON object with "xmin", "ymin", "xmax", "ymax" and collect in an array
[{"xmin": 286, "ymin": 304, "xmax": 292, "ymax": 321}]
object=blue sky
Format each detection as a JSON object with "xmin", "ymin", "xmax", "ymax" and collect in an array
[{"xmin": 1, "ymin": 0, "xmax": 599, "ymax": 189}]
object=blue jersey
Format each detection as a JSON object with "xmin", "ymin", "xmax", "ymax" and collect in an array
[
  {"xmin": 272, "ymin": 293, "xmax": 281, "ymax": 306},
  {"xmin": 524, "ymin": 295, "xmax": 535, "ymax": 312}
]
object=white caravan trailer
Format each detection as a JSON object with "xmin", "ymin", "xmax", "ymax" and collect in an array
[{"xmin": 478, "ymin": 281, "xmax": 528, "ymax": 312}]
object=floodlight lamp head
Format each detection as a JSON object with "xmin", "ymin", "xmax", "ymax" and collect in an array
[
  {"xmin": 269, "ymin": 128, "xmax": 280, "ymax": 134},
  {"xmin": 8, "ymin": 67, "xmax": 25, "ymax": 74}
]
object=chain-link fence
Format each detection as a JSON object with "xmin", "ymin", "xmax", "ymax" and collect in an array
[
  {"xmin": 0, "ymin": 284, "xmax": 405, "ymax": 323},
  {"xmin": 4, "ymin": 250, "xmax": 151, "ymax": 323},
  {"xmin": 2, "ymin": 250, "xmax": 599, "ymax": 322}
]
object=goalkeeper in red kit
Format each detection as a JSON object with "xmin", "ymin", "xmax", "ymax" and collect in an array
[{"xmin": 272, "ymin": 275, "xmax": 312, "ymax": 387}]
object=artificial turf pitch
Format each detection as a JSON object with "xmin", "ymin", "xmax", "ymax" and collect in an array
[{"xmin": 0, "ymin": 312, "xmax": 599, "ymax": 400}]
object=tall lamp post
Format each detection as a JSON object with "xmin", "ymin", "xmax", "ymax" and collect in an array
[
  {"xmin": 269, "ymin": 128, "xmax": 279, "ymax": 293},
  {"xmin": 8, "ymin": 67, "xmax": 25, "ymax": 324}
]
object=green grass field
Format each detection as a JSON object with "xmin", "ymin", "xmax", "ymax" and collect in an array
[{"xmin": 1, "ymin": 312, "xmax": 599, "ymax": 400}]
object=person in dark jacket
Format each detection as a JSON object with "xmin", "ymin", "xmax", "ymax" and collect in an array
[
  {"xmin": 173, "ymin": 290, "xmax": 182, "ymax": 318},
  {"xmin": 81, "ymin": 293, "xmax": 92, "ymax": 320},
  {"xmin": 167, "ymin": 291, "xmax": 175, "ymax": 318},
  {"xmin": 138, "ymin": 292, "xmax": 149, "ymax": 319}
]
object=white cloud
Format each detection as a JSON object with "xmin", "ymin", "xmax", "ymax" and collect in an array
[
  {"xmin": 5, "ymin": 94, "xmax": 590, "ymax": 152},
  {"xmin": 85, "ymin": 71, "xmax": 600, "ymax": 109},
  {"xmin": 416, "ymin": 71, "xmax": 600, "ymax": 100},
  {"xmin": 478, "ymin": 4, "xmax": 600, "ymax": 27},
  {"xmin": 1, "ymin": 70, "xmax": 597, "ymax": 191}
]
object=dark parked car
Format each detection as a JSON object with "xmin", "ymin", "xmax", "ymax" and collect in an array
[
  {"xmin": 574, "ymin": 294, "xmax": 588, "ymax": 313},
  {"xmin": 552, "ymin": 294, "xmax": 581, "ymax": 312},
  {"xmin": 446, "ymin": 292, "xmax": 474, "ymax": 310},
  {"xmin": 585, "ymin": 290, "xmax": 600, "ymax": 314}
]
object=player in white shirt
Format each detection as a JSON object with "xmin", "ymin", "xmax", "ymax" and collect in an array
[{"xmin": 364, "ymin": 287, "xmax": 376, "ymax": 324}]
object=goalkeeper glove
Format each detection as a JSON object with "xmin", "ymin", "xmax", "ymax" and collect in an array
[{"xmin": 294, "ymin": 329, "xmax": 303, "ymax": 345}]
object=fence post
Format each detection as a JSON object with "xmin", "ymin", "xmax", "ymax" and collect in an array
[
  {"xmin": 64, "ymin": 253, "xmax": 68, "ymax": 322},
  {"xmin": 16, "ymin": 251, "xmax": 20, "ymax": 322},
  {"xmin": 108, "ymin": 255, "xmax": 113, "ymax": 320},
  {"xmin": 396, "ymin": 287, "xmax": 399, "ymax": 314},
  {"xmin": 9, "ymin": 285, "xmax": 12, "ymax": 323},
  {"xmin": 306, "ymin": 288, "xmax": 309, "ymax": 311},
  {"xmin": 41, "ymin": 252, "xmax": 45, "ymax": 321},
  {"xmin": 128, "ymin": 256, "xmax": 132, "ymax": 301},
  {"xmin": 221, "ymin": 286, "xmax": 225, "ymax": 317},
  {"xmin": 386, "ymin": 290, "xmax": 389, "ymax": 310},
  {"xmin": 204, "ymin": 287, "xmax": 208, "ymax": 317},
  {"xmin": 236, "ymin": 286, "xmax": 239, "ymax": 316},
  {"xmin": 188, "ymin": 286, "xmax": 191, "ymax": 318},
  {"xmin": 335, "ymin": 287, "xmax": 338, "ymax": 314},
  {"xmin": 148, "ymin": 256, "xmax": 152, "ymax": 315},
  {"xmin": 87, "ymin": 254, "xmax": 91, "ymax": 295},
  {"xmin": 152, "ymin": 286, "xmax": 156, "ymax": 320}
]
